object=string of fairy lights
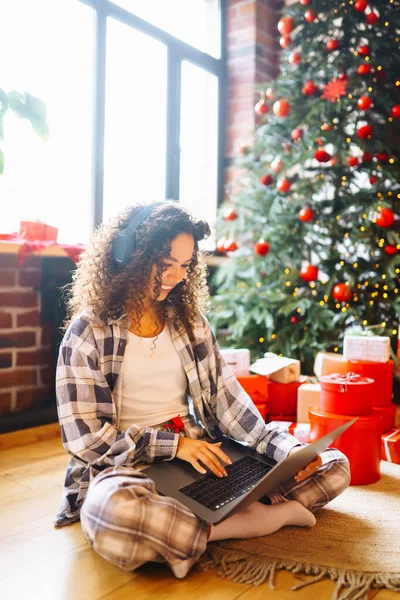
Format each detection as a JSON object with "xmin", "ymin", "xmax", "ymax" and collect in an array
[{"xmin": 238, "ymin": 0, "xmax": 400, "ymax": 352}]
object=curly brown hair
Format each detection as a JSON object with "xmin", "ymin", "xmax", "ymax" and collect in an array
[{"xmin": 64, "ymin": 200, "xmax": 211, "ymax": 334}]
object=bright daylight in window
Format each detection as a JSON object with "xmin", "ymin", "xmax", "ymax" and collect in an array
[
  {"xmin": 0, "ymin": 0, "xmax": 221, "ymax": 247},
  {"xmin": 0, "ymin": 0, "xmax": 94, "ymax": 244}
]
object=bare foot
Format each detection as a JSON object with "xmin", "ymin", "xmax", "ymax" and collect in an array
[{"xmin": 285, "ymin": 500, "xmax": 316, "ymax": 527}]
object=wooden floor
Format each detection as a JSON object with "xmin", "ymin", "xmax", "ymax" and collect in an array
[{"xmin": 0, "ymin": 423, "xmax": 399, "ymax": 600}]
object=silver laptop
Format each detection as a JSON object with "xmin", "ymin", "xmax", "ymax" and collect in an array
[{"xmin": 145, "ymin": 418, "xmax": 357, "ymax": 525}]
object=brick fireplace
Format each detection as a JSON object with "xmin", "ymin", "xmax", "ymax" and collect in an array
[{"xmin": 0, "ymin": 251, "xmax": 73, "ymax": 432}]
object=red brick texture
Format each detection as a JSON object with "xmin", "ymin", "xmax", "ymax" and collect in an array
[
  {"xmin": 0, "ymin": 254, "xmax": 55, "ymax": 418},
  {"xmin": 225, "ymin": 0, "xmax": 283, "ymax": 192}
]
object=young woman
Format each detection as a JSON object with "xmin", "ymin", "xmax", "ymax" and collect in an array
[{"xmin": 55, "ymin": 200, "xmax": 350, "ymax": 579}]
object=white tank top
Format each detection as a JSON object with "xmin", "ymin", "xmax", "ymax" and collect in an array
[{"xmin": 119, "ymin": 324, "xmax": 189, "ymax": 430}]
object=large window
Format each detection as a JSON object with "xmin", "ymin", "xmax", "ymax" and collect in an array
[
  {"xmin": 103, "ymin": 19, "xmax": 167, "ymax": 223},
  {"xmin": 0, "ymin": 0, "xmax": 94, "ymax": 244},
  {"xmin": 0, "ymin": 0, "xmax": 224, "ymax": 247}
]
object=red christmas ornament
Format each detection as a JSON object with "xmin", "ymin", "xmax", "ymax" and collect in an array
[
  {"xmin": 273, "ymin": 99, "xmax": 291, "ymax": 117},
  {"xmin": 369, "ymin": 176, "xmax": 379, "ymax": 184},
  {"xmin": 366, "ymin": 12, "xmax": 378, "ymax": 25},
  {"xmin": 260, "ymin": 174, "xmax": 273, "ymax": 186},
  {"xmin": 289, "ymin": 51, "xmax": 301, "ymax": 65},
  {"xmin": 384, "ymin": 245, "xmax": 398, "ymax": 256},
  {"xmin": 332, "ymin": 283, "xmax": 352, "ymax": 302},
  {"xmin": 321, "ymin": 77, "xmax": 347, "ymax": 102},
  {"xmin": 347, "ymin": 156, "xmax": 359, "ymax": 167},
  {"xmin": 375, "ymin": 208, "xmax": 395, "ymax": 228},
  {"xmin": 255, "ymin": 99, "xmax": 268, "ymax": 116},
  {"xmin": 304, "ymin": 9, "xmax": 317, "ymax": 22},
  {"xmin": 223, "ymin": 209, "xmax": 237, "ymax": 221},
  {"xmin": 358, "ymin": 64, "xmax": 371, "ymax": 76},
  {"xmin": 326, "ymin": 40, "xmax": 339, "ymax": 51},
  {"xmin": 216, "ymin": 237, "xmax": 227, "ymax": 253},
  {"xmin": 391, "ymin": 105, "xmax": 400, "ymax": 118},
  {"xmin": 357, "ymin": 96, "xmax": 372, "ymax": 110},
  {"xmin": 315, "ymin": 149, "xmax": 331, "ymax": 163},
  {"xmin": 290, "ymin": 315, "xmax": 301, "ymax": 324},
  {"xmin": 291, "ymin": 128, "xmax": 303, "ymax": 140},
  {"xmin": 357, "ymin": 124, "xmax": 373, "ymax": 139},
  {"xmin": 278, "ymin": 17, "xmax": 294, "ymax": 35},
  {"xmin": 362, "ymin": 152, "xmax": 374, "ymax": 162},
  {"xmin": 302, "ymin": 80, "xmax": 319, "ymax": 96},
  {"xmin": 298, "ymin": 207, "xmax": 313, "ymax": 222},
  {"xmin": 279, "ymin": 36, "xmax": 291, "ymax": 49},
  {"xmin": 277, "ymin": 179, "xmax": 291, "ymax": 193},
  {"xmin": 265, "ymin": 87, "xmax": 274, "ymax": 100},
  {"xmin": 358, "ymin": 45, "xmax": 370, "ymax": 56},
  {"xmin": 376, "ymin": 152, "xmax": 389, "ymax": 162},
  {"xmin": 300, "ymin": 0, "xmax": 311, "ymax": 4},
  {"xmin": 338, "ymin": 72, "xmax": 348, "ymax": 81},
  {"xmin": 384, "ymin": 244, "xmax": 397, "ymax": 256},
  {"xmin": 321, "ymin": 123, "xmax": 331, "ymax": 131},
  {"xmin": 271, "ymin": 157, "xmax": 283, "ymax": 173},
  {"xmin": 224, "ymin": 239, "xmax": 238, "ymax": 252},
  {"xmin": 354, "ymin": 0, "xmax": 367, "ymax": 11},
  {"xmin": 300, "ymin": 264, "xmax": 318, "ymax": 282},
  {"xmin": 254, "ymin": 240, "xmax": 270, "ymax": 256}
]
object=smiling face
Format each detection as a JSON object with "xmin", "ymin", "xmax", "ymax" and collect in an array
[{"xmin": 148, "ymin": 233, "xmax": 195, "ymax": 303}]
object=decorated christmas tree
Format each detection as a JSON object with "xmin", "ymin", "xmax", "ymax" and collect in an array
[{"xmin": 211, "ymin": 0, "xmax": 400, "ymax": 374}]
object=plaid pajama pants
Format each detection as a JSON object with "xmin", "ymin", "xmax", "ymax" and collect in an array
[{"xmin": 80, "ymin": 426, "xmax": 350, "ymax": 579}]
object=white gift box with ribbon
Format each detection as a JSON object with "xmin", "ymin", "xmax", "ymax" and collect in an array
[
  {"xmin": 343, "ymin": 335, "xmax": 390, "ymax": 363},
  {"xmin": 250, "ymin": 352, "xmax": 301, "ymax": 384},
  {"xmin": 220, "ymin": 348, "xmax": 251, "ymax": 376}
]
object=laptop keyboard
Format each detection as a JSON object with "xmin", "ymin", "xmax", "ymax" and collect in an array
[{"xmin": 179, "ymin": 455, "xmax": 272, "ymax": 511}]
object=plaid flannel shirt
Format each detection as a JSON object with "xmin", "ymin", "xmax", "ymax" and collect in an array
[{"xmin": 55, "ymin": 308, "xmax": 309, "ymax": 527}]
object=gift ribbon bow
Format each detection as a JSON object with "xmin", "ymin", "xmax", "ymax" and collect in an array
[
  {"xmin": 169, "ymin": 416, "xmax": 185, "ymax": 434},
  {"xmin": 328, "ymin": 372, "xmax": 363, "ymax": 393},
  {"xmin": 329, "ymin": 372, "xmax": 361, "ymax": 382}
]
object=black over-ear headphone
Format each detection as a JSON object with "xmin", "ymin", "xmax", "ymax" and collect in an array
[{"xmin": 113, "ymin": 202, "xmax": 162, "ymax": 269}]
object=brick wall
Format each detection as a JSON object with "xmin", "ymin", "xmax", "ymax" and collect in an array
[
  {"xmin": 225, "ymin": 0, "xmax": 284, "ymax": 192},
  {"xmin": 0, "ymin": 254, "xmax": 54, "ymax": 416}
]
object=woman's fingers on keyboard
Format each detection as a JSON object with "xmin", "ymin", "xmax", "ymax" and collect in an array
[
  {"xmin": 199, "ymin": 450, "xmax": 228, "ymax": 477},
  {"xmin": 208, "ymin": 442, "xmax": 232, "ymax": 466}
]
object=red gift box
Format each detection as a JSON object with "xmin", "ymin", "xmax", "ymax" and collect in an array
[
  {"xmin": 236, "ymin": 374, "xmax": 268, "ymax": 405},
  {"xmin": 381, "ymin": 428, "xmax": 400, "ymax": 463},
  {"xmin": 348, "ymin": 359, "xmax": 394, "ymax": 407},
  {"xmin": 237, "ymin": 374, "xmax": 268, "ymax": 420},
  {"xmin": 372, "ymin": 404, "xmax": 396, "ymax": 433},
  {"xmin": 255, "ymin": 403, "xmax": 267, "ymax": 421},
  {"xmin": 319, "ymin": 372, "xmax": 374, "ymax": 415},
  {"xmin": 267, "ymin": 380, "xmax": 301, "ymax": 416},
  {"xmin": 269, "ymin": 414, "xmax": 298, "ymax": 422},
  {"xmin": 19, "ymin": 221, "xmax": 58, "ymax": 242},
  {"xmin": 309, "ymin": 405, "xmax": 382, "ymax": 485}
]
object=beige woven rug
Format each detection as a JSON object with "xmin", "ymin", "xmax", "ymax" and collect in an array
[{"xmin": 197, "ymin": 461, "xmax": 400, "ymax": 600}]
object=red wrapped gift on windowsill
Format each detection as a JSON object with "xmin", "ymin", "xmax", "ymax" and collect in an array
[
  {"xmin": 381, "ymin": 428, "xmax": 400, "ymax": 463},
  {"xmin": 19, "ymin": 221, "xmax": 59, "ymax": 242}
]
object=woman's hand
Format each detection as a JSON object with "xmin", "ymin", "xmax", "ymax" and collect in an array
[
  {"xmin": 176, "ymin": 438, "xmax": 232, "ymax": 478},
  {"xmin": 288, "ymin": 445, "xmax": 322, "ymax": 482}
]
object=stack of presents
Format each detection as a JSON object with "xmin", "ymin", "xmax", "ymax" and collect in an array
[{"xmin": 221, "ymin": 333, "xmax": 400, "ymax": 486}]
